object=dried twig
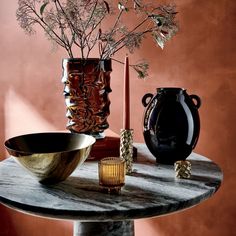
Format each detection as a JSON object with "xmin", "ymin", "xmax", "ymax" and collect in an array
[{"xmin": 16, "ymin": 0, "xmax": 178, "ymax": 79}]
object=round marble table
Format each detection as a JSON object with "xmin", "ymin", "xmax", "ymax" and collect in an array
[{"xmin": 0, "ymin": 144, "xmax": 223, "ymax": 236}]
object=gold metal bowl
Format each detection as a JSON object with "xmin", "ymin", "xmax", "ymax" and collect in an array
[{"xmin": 4, "ymin": 132, "xmax": 96, "ymax": 184}]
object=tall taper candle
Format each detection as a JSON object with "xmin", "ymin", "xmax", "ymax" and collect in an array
[{"xmin": 123, "ymin": 55, "xmax": 130, "ymax": 129}]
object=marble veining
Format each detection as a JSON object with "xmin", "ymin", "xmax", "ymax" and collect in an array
[{"xmin": 0, "ymin": 144, "xmax": 223, "ymax": 221}]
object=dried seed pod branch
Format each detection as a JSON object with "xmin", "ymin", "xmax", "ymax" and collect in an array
[{"xmin": 17, "ymin": 0, "xmax": 178, "ymax": 78}]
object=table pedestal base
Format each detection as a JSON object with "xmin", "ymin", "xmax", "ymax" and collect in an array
[{"xmin": 73, "ymin": 220, "xmax": 134, "ymax": 236}]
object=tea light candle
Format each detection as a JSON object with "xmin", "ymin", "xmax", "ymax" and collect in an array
[{"xmin": 98, "ymin": 157, "xmax": 126, "ymax": 193}]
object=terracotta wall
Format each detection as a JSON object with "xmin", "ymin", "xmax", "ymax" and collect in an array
[{"xmin": 0, "ymin": 0, "xmax": 235, "ymax": 235}]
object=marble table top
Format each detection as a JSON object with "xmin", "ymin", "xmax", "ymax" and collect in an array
[{"xmin": 0, "ymin": 144, "xmax": 223, "ymax": 221}]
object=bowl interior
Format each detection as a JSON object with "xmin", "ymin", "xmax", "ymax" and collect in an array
[{"xmin": 5, "ymin": 132, "xmax": 96, "ymax": 156}]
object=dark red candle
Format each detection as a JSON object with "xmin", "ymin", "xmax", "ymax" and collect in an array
[{"xmin": 123, "ymin": 55, "xmax": 130, "ymax": 130}]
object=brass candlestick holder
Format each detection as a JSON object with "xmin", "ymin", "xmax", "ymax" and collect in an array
[
  {"xmin": 98, "ymin": 157, "xmax": 126, "ymax": 194},
  {"xmin": 120, "ymin": 129, "xmax": 134, "ymax": 175}
]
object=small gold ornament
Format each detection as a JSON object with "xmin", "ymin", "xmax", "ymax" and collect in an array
[{"xmin": 174, "ymin": 160, "xmax": 191, "ymax": 179}]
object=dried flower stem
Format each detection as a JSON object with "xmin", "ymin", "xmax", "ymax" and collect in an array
[
  {"xmin": 100, "ymin": 3, "xmax": 125, "ymax": 58},
  {"xmin": 17, "ymin": 0, "xmax": 178, "ymax": 79}
]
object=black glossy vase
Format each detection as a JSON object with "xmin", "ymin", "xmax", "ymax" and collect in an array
[{"xmin": 142, "ymin": 88, "xmax": 201, "ymax": 164}]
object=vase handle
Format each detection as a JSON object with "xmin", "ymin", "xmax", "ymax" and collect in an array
[
  {"xmin": 142, "ymin": 93, "xmax": 153, "ymax": 107},
  {"xmin": 190, "ymin": 94, "xmax": 201, "ymax": 109}
]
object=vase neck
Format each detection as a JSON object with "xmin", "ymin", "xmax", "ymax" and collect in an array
[{"xmin": 156, "ymin": 87, "xmax": 186, "ymax": 94}]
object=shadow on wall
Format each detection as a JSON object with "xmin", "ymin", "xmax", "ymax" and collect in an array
[
  {"xmin": 4, "ymin": 89, "xmax": 58, "ymax": 140},
  {"xmin": 0, "ymin": 36, "xmax": 67, "ymax": 161},
  {"xmin": 0, "ymin": 65, "xmax": 66, "ymax": 161},
  {"xmin": 0, "ymin": 205, "xmax": 17, "ymax": 236},
  {"xmin": 0, "ymin": 1, "xmax": 69, "ymax": 162},
  {"xmin": 0, "ymin": 205, "xmax": 73, "ymax": 236}
]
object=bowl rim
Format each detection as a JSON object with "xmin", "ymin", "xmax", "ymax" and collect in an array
[{"xmin": 4, "ymin": 132, "xmax": 96, "ymax": 156}]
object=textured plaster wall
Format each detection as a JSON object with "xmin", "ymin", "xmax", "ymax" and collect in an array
[{"xmin": 0, "ymin": 0, "xmax": 235, "ymax": 236}]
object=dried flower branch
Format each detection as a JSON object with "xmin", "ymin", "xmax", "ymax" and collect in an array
[{"xmin": 16, "ymin": 0, "xmax": 178, "ymax": 78}]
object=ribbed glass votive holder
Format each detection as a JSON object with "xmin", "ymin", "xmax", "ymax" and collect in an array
[{"xmin": 98, "ymin": 157, "xmax": 126, "ymax": 194}]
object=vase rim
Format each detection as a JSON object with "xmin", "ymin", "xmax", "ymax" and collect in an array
[
  {"xmin": 157, "ymin": 87, "xmax": 186, "ymax": 92},
  {"xmin": 63, "ymin": 58, "xmax": 111, "ymax": 62}
]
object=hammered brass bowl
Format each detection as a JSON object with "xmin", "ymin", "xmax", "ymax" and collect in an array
[{"xmin": 4, "ymin": 132, "xmax": 96, "ymax": 184}]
